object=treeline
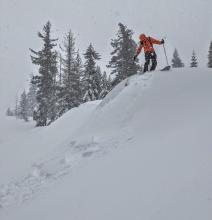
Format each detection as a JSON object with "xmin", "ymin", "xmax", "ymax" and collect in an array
[
  {"xmin": 6, "ymin": 22, "xmax": 212, "ymax": 125},
  {"xmin": 7, "ymin": 22, "xmax": 141, "ymax": 125},
  {"xmin": 171, "ymin": 49, "xmax": 198, "ymax": 68},
  {"xmin": 6, "ymin": 78, "xmax": 37, "ymax": 121},
  {"xmin": 161, "ymin": 40, "xmax": 212, "ymax": 68}
]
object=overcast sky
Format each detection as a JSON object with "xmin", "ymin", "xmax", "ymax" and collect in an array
[{"xmin": 0, "ymin": 0, "xmax": 212, "ymax": 113}]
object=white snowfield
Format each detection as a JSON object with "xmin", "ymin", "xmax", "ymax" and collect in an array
[{"xmin": 0, "ymin": 68, "xmax": 212, "ymax": 220}]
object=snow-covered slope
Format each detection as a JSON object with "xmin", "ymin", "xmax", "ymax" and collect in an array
[
  {"xmin": 0, "ymin": 101, "xmax": 100, "ymax": 188},
  {"xmin": 0, "ymin": 68, "xmax": 212, "ymax": 220}
]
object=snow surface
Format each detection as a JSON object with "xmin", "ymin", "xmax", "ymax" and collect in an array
[{"xmin": 0, "ymin": 68, "xmax": 212, "ymax": 219}]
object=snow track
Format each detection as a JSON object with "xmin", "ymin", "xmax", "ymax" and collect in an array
[
  {"xmin": 0, "ymin": 139, "xmax": 107, "ymax": 209},
  {"xmin": 0, "ymin": 132, "xmax": 123, "ymax": 210}
]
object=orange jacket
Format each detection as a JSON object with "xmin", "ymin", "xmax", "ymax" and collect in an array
[{"xmin": 136, "ymin": 34, "xmax": 162, "ymax": 55}]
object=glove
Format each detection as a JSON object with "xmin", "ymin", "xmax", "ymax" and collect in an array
[
  {"xmin": 161, "ymin": 39, "xmax": 165, "ymax": 44},
  {"xmin": 133, "ymin": 55, "xmax": 137, "ymax": 61}
]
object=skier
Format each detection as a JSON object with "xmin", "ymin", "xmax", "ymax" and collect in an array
[{"xmin": 134, "ymin": 34, "xmax": 164, "ymax": 73}]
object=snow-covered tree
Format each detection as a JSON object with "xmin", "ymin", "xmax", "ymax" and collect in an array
[
  {"xmin": 58, "ymin": 52, "xmax": 63, "ymax": 86},
  {"xmin": 190, "ymin": 50, "xmax": 198, "ymax": 68},
  {"xmin": 207, "ymin": 41, "xmax": 212, "ymax": 68},
  {"xmin": 73, "ymin": 51, "xmax": 84, "ymax": 103},
  {"xmin": 171, "ymin": 48, "xmax": 184, "ymax": 68},
  {"xmin": 6, "ymin": 107, "xmax": 14, "ymax": 116},
  {"xmin": 19, "ymin": 90, "xmax": 29, "ymax": 122},
  {"xmin": 30, "ymin": 21, "xmax": 58, "ymax": 126},
  {"xmin": 95, "ymin": 66, "xmax": 103, "ymax": 97},
  {"xmin": 27, "ymin": 75, "xmax": 37, "ymax": 117},
  {"xmin": 100, "ymin": 71, "xmax": 112, "ymax": 99},
  {"xmin": 107, "ymin": 23, "xmax": 140, "ymax": 87},
  {"xmin": 14, "ymin": 95, "xmax": 19, "ymax": 118},
  {"xmin": 82, "ymin": 44, "xmax": 101, "ymax": 102},
  {"xmin": 57, "ymin": 30, "xmax": 82, "ymax": 117}
]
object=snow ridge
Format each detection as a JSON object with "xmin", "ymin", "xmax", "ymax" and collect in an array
[
  {"xmin": 1, "ymin": 69, "xmax": 211, "ymax": 220},
  {"xmin": 0, "ymin": 73, "xmax": 152, "ymax": 210}
]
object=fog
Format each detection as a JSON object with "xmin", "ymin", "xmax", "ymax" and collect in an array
[{"xmin": 0, "ymin": 0, "xmax": 211, "ymax": 113}]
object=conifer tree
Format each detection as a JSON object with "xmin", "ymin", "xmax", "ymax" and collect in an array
[
  {"xmin": 107, "ymin": 23, "xmax": 140, "ymax": 87},
  {"xmin": 100, "ymin": 71, "xmax": 112, "ymax": 99},
  {"xmin": 95, "ymin": 65, "xmax": 103, "ymax": 97},
  {"xmin": 207, "ymin": 41, "xmax": 212, "ymax": 68},
  {"xmin": 190, "ymin": 50, "xmax": 198, "ymax": 67},
  {"xmin": 171, "ymin": 48, "xmax": 184, "ymax": 68},
  {"xmin": 19, "ymin": 90, "xmax": 29, "ymax": 122},
  {"xmin": 83, "ymin": 44, "xmax": 101, "ymax": 102},
  {"xmin": 27, "ymin": 75, "xmax": 37, "ymax": 117},
  {"xmin": 14, "ymin": 95, "xmax": 19, "ymax": 118},
  {"xmin": 30, "ymin": 21, "xmax": 58, "ymax": 126},
  {"xmin": 58, "ymin": 30, "xmax": 82, "ymax": 116},
  {"xmin": 6, "ymin": 107, "xmax": 14, "ymax": 116},
  {"xmin": 59, "ymin": 30, "xmax": 76, "ymax": 115},
  {"xmin": 58, "ymin": 53, "xmax": 63, "ymax": 86},
  {"xmin": 75, "ymin": 51, "xmax": 84, "ymax": 93},
  {"xmin": 108, "ymin": 74, "xmax": 112, "ymax": 88}
]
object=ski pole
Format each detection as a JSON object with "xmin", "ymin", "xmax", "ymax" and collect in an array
[{"xmin": 163, "ymin": 44, "xmax": 169, "ymax": 66}]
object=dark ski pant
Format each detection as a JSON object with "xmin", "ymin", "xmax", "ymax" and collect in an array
[{"xmin": 143, "ymin": 51, "xmax": 157, "ymax": 73}]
